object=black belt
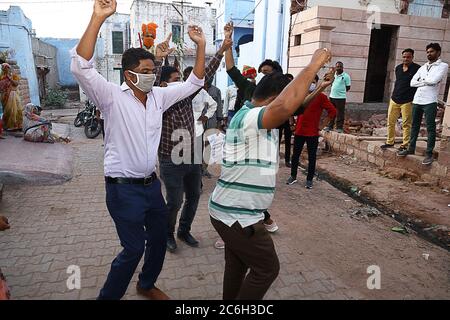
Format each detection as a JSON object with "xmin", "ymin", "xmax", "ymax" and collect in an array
[{"xmin": 105, "ymin": 172, "xmax": 157, "ymax": 185}]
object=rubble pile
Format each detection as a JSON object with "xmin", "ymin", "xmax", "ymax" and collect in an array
[{"xmin": 343, "ymin": 107, "xmax": 444, "ymax": 138}]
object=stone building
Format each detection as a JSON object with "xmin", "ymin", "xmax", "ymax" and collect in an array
[{"xmin": 288, "ymin": 0, "xmax": 450, "ymax": 103}]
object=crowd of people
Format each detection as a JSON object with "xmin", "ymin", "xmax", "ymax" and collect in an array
[{"xmin": 0, "ymin": 0, "xmax": 448, "ymax": 301}]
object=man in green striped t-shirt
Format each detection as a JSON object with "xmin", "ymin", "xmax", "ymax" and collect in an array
[{"xmin": 209, "ymin": 49, "xmax": 333, "ymax": 300}]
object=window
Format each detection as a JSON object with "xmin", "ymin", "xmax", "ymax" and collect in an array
[
  {"xmin": 112, "ymin": 31, "xmax": 124, "ymax": 54},
  {"xmin": 172, "ymin": 24, "xmax": 182, "ymax": 43},
  {"xmin": 294, "ymin": 34, "xmax": 302, "ymax": 46}
]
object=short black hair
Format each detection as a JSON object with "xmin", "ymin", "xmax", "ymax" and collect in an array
[
  {"xmin": 183, "ymin": 66, "xmax": 193, "ymax": 79},
  {"xmin": 183, "ymin": 66, "xmax": 193, "ymax": 75},
  {"xmin": 0, "ymin": 57, "xmax": 5, "ymax": 64},
  {"xmin": 314, "ymin": 74, "xmax": 319, "ymax": 82},
  {"xmin": 336, "ymin": 61, "xmax": 344, "ymax": 66},
  {"xmin": 161, "ymin": 66, "xmax": 179, "ymax": 83},
  {"xmin": 402, "ymin": 48, "xmax": 415, "ymax": 55},
  {"xmin": 426, "ymin": 43, "xmax": 441, "ymax": 52},
  {"xmin": 285, "ymin": 73, "xmax": 294, "ymax": 81},
  {"xmin": 258, "ymin": 59, "xmax": 283, "ymax": 73},
  {"xmin": 253, "ymin": 72, "xmax": 291, "ymax": 100},
  {"xmin": 122, "ymin": 48, "xmax": 155, "ymax": 72}
]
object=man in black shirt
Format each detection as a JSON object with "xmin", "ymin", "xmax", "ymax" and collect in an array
[{"xmin": 381, "ymin": 48, "xmax": 421, "ymax": 151}]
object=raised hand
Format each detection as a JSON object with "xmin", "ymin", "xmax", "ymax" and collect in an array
[
  {"xmin": 218, "ymin": 37, "xmax": 233, "ymax": 55},
  {"xmin": 224, "ymin": 21, "xmax": 233, "ymax": 39},
  {"xmin": 320, "ymin": 67, "xmax": 336, "ymax": 89},
  {"xmin": 311, "ymin": 48, "xmax": 332, "ymax": 68},
  {"xmin": 222, "ymin": 38, "xmax": 233, "ymax": 51},
  {"xmin": 156, "ymin": 33, "xmax": 176, "ymax": 60},
  {"xmin": 188, "ymin": 25, "xmax": 206, "ymax": 46},
  {"xmin": 94, "ymin": 0, "xmax": 117, "ymax": 20}
]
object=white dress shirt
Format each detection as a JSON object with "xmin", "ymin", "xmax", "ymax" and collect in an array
[
  {"xmin": 223, "ymin": 85, "xmax": 237, "ymax": 117},
  {"xmin": 70, "ymin": 47, "xmax": 204, "ymax": 178},
  {"xmin": 411, "ymin": 59, "xmax": 449, "ymax": 105},
  {"xmin": 192, "ymin": 89, "xmax": 217, "ymax": 137}
]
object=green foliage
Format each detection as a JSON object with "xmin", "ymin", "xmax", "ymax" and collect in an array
[{"xmin": 44, "ymin": 88, "xmax": 68, "ymax": 107}]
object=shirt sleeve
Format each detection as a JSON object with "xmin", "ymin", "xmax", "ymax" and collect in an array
[
  {"xmin": 70, "ymin": 46, "xmax": 114, "ymax": 112},
  {"xmin": 423, "ymin": 63, "xmax": 449, "ymax": 86},
  {"xmin": 227, "ymin": 66, "xmax": 251, "ymax": 93},
  {"xmin": 244, "ymin": 107, "xmax": 266, "ymax": 132},
  {"xmin": 158, "ymin": 71, "xmax": 205, "ymax": 112},
  {"xmin": 204, "ymin": 91, "xmax": 218, "ymax": 119},
  {"xmin": 345, "ymin": 73, "xmax": 351, "ymax": 86},
  {"xmin": 410, "ymin": 66, "xmax": 427, "ymax": 88},
  {"xmin": 204, "ymin": 52, "xmax": 224, "ymax": 83}
]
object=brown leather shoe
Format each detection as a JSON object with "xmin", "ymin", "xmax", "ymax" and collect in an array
[{"xmin": 136, "ymin": 284, "xmax": 170, "ymax": 300}]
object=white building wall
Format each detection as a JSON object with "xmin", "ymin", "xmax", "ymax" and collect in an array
[
  {"xmin": 214, "ymin": 0, "xmax": 229, "ymax": 98},
  {"xmin": 239, "ymin": 0, "xmax": 291, "ymax": 73},
  {"xmin": 96, "ymin": 13, "xmax": 130, "ymax": 85},
  {"xmin": 130, "ymin": 0, "xmax": 216, "ymax": 72}
]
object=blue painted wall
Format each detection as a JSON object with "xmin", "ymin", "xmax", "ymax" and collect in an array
[
  {"xmin": 0, "ymin": 6, "xmax": 40, "ymax": 105},
  {"xmin": 41, "ymin": 38, "xmax": 79, "ymax": 87},
  {"xmin": 226, "ymin": 0, "xmax": 255, "ymax": 22}
]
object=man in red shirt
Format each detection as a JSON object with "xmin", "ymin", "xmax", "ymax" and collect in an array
[{"xmin": 286, "ymin": 75, "xmax": 336, "ymax": 189}]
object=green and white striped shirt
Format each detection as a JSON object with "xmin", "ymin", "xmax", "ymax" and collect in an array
[{"xmin": 209, "ymin": 101, "xmax": 279, "ymax": 228}]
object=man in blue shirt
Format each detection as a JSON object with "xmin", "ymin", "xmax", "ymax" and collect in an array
[{"xmin": 326, "ymin": 61, "xmax": 351, "ymax": 133}]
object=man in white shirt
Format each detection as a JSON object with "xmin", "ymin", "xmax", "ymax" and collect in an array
[
  {"xmin": 70, "ymin": 0, "xmax": 206, "ymax": 300},
  {"xmin": 223, "ymin": 84, "xmax": 237, "ymax": 125},
  {"xmin": 398, "ymin": 43, "xmax": 449, "ymax": 165},
  {"xmin": 192, "ymin": 86, "xmax": 217, "ymax": 179},
  {"xmin": 192, "ymin": 87, "xmax": 218, "ymax": 138}
]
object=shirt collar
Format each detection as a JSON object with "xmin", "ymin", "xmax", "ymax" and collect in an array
[
  {"xmin": 244, "ymin": 100, "xmax": 255, "ymax": 109},
  {"xmin": 426, "ymin": 59, "xmax": 442, "ymax": 67},
  {"xmin": 120, "ymin": 82, "xmax": 131, "ymax": 91}
]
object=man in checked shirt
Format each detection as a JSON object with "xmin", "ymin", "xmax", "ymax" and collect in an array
[{"xmin": 154, "ymin": 24, "xmax": 233, "ymax": 253}]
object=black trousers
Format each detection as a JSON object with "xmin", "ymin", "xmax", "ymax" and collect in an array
[
  {"xmin": 278, "ymin": 121, "xmax": 292, "ymax": 163},
  {"xmin": 328, "ymin": 98, "xmax": 346, "ymax": 130},
  {"xmin": 290, "ymin": 135, "xmax": 319, "ymax": 182}
]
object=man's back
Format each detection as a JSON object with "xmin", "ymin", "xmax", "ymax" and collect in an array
[{"xmin": 209, "ymin": 101, "xmax": 278, "ymax": 227}]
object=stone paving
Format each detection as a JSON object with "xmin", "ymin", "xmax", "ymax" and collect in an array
[{"xmin": 0, "ymin": 125, "xmax": 449, "ymax": 300}]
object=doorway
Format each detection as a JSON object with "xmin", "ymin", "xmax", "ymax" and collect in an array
[{"xmin": 364, "ymin": 25, "xmax": 398, "ymax": 103}]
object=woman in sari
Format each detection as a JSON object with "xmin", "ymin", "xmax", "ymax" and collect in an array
[
  {"xmin": 1, "ymin": 63, "xmax": 23, "ymax": 130},
  {"xmin": 23, "ymin": 103, "xmax": 69, "ymax": 143}
]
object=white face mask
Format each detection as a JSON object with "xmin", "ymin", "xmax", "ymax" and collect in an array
[
  {"xmin": 309, "ymin": 83, "xmax": 317, "ymax": 92},
  {"xmin": 128, "ymin": 71, "xmax": 156, "ymax": 93}
]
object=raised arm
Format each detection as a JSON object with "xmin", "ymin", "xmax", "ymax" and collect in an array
[
  {"xmin": 71, "ymin": 0, "xmax": 116, "ymax": 111},
  {"xmin": 204, "ymin": 37, "xmax": 232, "ymax": 83},
  {"xmin": 154, "ymin": 33, "xmax": 176, "ymax": 86},
  {"xmin": 77, "ymin": 0, "xmax": 116, "ymax": 60},
  {"xmin": 262, "ymin": 49, "xmax": 332, "ymax": 129},
  {"xmin": 294, "ymin": 68, "xmax": 335, "ymax": 116},
  {"xmin": 189, "ymin": 25, "xmax": 206, "ymax": 80},
  {"xmin": 156, "ymin": 25, "xmax": 206, "ymax": 111}
]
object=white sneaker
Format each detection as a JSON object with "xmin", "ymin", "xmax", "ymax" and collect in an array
[
  {"xmin": 214, "ymin": 239, "xmax": 225, "ymax": 249},
  {"xmin": 264, "ymin": 221, "xmax": 279, "ymax": 233}
]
